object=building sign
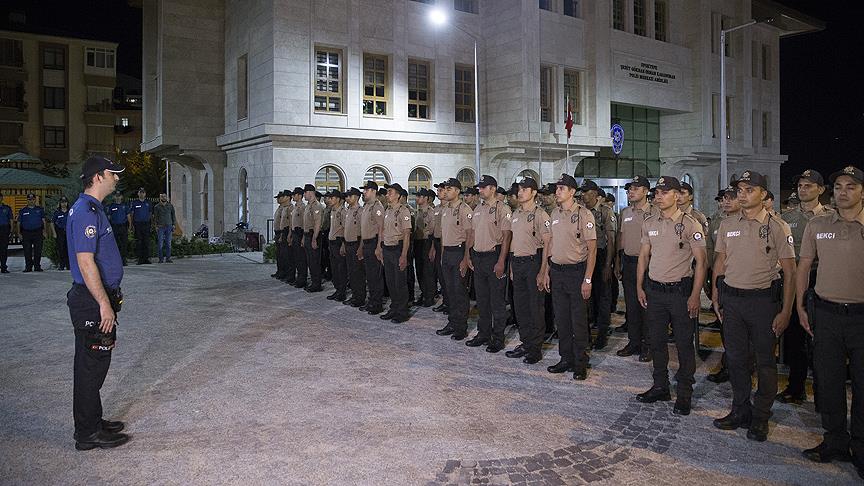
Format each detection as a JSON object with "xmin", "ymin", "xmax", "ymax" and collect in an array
[
  {"xmin": 611, "ymin": 124, "xmax": 624, "ymax": 155},
  {"xmin": 614, "ymin": 54, "xmax": 681, "ymax": 89}
]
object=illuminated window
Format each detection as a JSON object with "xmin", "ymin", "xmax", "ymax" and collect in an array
[
  {"xmin": 408, "ymin": 60, "xmax": 431, "ymax": 119},
  {"xmin": 315, "ymin": 165, "xmax": 345, "ymax": 192},
  {"xmin": 408, "ymin": 167, "xmax": 432, "ymax": 206},
  {"xmin": 315, "ymin": 48, "xmax": 343, "ymax": 113},
  {"xmin": 363, "ymin": 54, "xmax": 388, "ymax": 116},
  {"xmin": 457, "ymin": 168, "xmax": 476, "ymax": 187},
  {"xmin": 563, "ymin": 70, "xmax": 581, "ymax": 125},
  {"xmin": 455, "ymin": 65, "xmax": 474, "ymax": 123},
  {"xmin": 365, "ymin": 166, "xmax": 390, "ymax": 184}
]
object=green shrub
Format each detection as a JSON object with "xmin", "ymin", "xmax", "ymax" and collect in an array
[{"xmin": 263, "ymin": 242, "xmax": 276, "ymax": 263}]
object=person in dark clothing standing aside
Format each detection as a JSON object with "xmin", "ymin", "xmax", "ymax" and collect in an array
[
  {"xmin": 0, "ymin": 192, "xmax": 11, "ymax": 273},
  {"xmin": 106, "ymin": 193, "xmax": 130, "ymax": 266},
  {"xmin": 17, "ymin": 192, "xmax": 48, "ymax": 272},
  {"xmin": 52, "ymin": 197, "xmax": 71, "ymax": 270},
  {"xmin": 153, "ymin": 193, "xmax": 176, "ymax": 263},
  {"xmin": 66, "ymin": 155, "xmax": 130, "ymax": 450},
  {"xmin": 129, "ymin": 188, "xmax": 152, "ymax": 265}
]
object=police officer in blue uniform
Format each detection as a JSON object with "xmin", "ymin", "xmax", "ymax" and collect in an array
[
  {"xmin": 129, "ymin": 188, "xmax": 153, "ymax": 264},
  {"xmin": 66, "ymin": 155, "xmax": 130, "ymax": 450},
  {"xmin": 106, "ymin": 192, "xmax": 130, "ymax": 266},
  {"xmin": 52, "ymin": 196, "xmax": 71, "ymax": 270},
  {"xmin": 17, "ymin": 192, "xmax": 48, "ymax": 272},
  {"xmin": 0, "ymin": 192, "xmax": 12, "ymax": 273}
]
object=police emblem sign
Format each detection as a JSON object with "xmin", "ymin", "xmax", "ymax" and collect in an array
[{"xmin": 611, "ymin": 123, "xmax": 624, "ymax": 155}]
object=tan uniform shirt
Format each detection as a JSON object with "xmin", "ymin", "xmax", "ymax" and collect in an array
[
  {"xmin": 799, "ymin": 210, "xmax": 864, "ymax": 303},
  {"xmin": 441, "ymin": 200, "xmax": 473, "ymax": 247},
  {"xmin": 471, "ymin": 199, "xmax": 512, "ymax": 252},
  {"xmin": 715, "ymin": 208, "xmax": 795, "ymax": 289},
  {"xmin": 641, "ymin": 208, "xmax": 706, "ymax": 282},
  {"xmin": 360, "ymin": 200, "xmax": 385, "ymax": 240},
  {"xmin": 279, "ymin": 204, "xmax": 292, "ymax": 232},
  {"xmin": 619, "ymin": 202, "xmax": 653, "ymax": 256},
  {"xmin": 432, "ymin": 205, "xmax": 443, "ymax": 239},
  {"xmin": 303, "ymin": 200, "xmax": 324, "ymax": 233},
  {"xmin": 343, "ymin": 204, "xmax": 362, "ymax": 242},
  {"xmin": 549, "ymin": 203, "xmax": 596, "ymax": 264},
  {"xmin": 588, "ymin": 200, "xmax": 616, "ymax": 250},
  {"xmin": 273, "ymin": 206, "xmax": 284, "ymax": 231},
  {"xmin": 328, "ymin": 205, "xmax": 345, "ymax": 240},
  {"xmin": 510, "ymin": 206, "xmax": 550, "ymax": 257},
  {"xmin": 291, "ymin": 203, "xmax": 305, "ymax": 230},
  {"xmin": 382, "ymin": 203, "xmax": 412, "ymax": 246},
  {"xmin": 683, "ymin": 205, "xmax": 709, "ymax": 231},
  {"xmin": 782, "ymin": 203, "xmax": 833, "ymax": 260},
  {"xmin": 413, "ymin": 206, "xmax": 428, "ymax": 240},
  {"xmin": 421, "ymin": 205, "xmax": 437, "ymax": 239}
]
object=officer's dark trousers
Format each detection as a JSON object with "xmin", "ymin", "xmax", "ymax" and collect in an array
[
  {"xmin": 383, "ymin": 243, "xmax": 409, "ymax": 319},
  {"xmin": 363, "ymin": 237, "xmax": 384, "ymax": 309},
  {"xmin": 434, "ymin": 238, "xmax": 448, "ymax": 306},
  {"xmin": 722, "ymin": 285, "xmax": 779, "ymax": 423},
  {"xmin": 303, "ymin": 232, "xmax": 322, "ymax": 289},
  {"xmin": 320, "ymin": 231, "xmax": 330, "ymax": 281},
  {"xmin": 783, "ymin": 268, "xmax": 817, "ymax": 396},
  {"xmin": 646, "ymin": 280, "xmax": 696, "ymax": 398},
  {"xmin": 472, "ymin": 247, "xmax": 507, "ymax": 344},
  {"xmin": 418, "ymin": 238, "xmax": 436, "ymax": 304},
  {"xmin": 441, "ymin": 245, "xmax": 469, "ymax": 334},
  {"xmin": 292, "ymin": 228, "xmax": 307, "ymax": 284},
  {"xmin": 345, "ymin": 240, "xmax": 365, "ymax": 304},
  {"xmin": 0, "ymin": 224, "xmax": 9, "ymax": 270},
  {"xmin": 413, "ymin": 238, "xmax": 427, "ymax": 301},
  {"xmin": 590, "ymin": 248, "xmax": 612, "ymax": 335},
  {"xmin": 21, "ymin": 229, "xmax": 43, "ymax": 269},
  {"xmin": 550, "ymin": 262, "xmax": 589, "ymax": 369},
  {"xmin": 133, "ymin": 222, "xmax": 150, "ymax": 262},
  {"xmin": 406, "ymin": 241, "xmax": 416, "ymax": 302},
  {"xmin": 812, "ymin": 298, "xmax": 864, "ymax": 458},
  {"xmin": 67, "ymin": 285, "xmax": 113, "ymax": 438},
  {"xmin": 111, "ymin": 224, "xmax": 128, "ymax": 264},
  {"xmin": 56, "ymin": 229, "xmax": 69, "ymax": 269},
  {"xmin": 328, "ymin": 237, "xmax": 347, "ymax": 297},
  {"xmin": 275, "ymin": 235, "xmax": 289, "ymax": 277},
  {"xmin": 622, "ymin": 253, "xmax": 648, "ymax": 351},
  {"xmin": 610, "ymin": 273, "xmax": 620, "ymax": 313},
  {"xmin": 512, "ymin": 252, "xmax": 544, "ymax": 356}
]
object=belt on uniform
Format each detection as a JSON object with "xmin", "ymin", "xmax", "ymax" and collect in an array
[
  {"xmin": 511, "ymin": 252, "xmax": 541, "ymax": 262},
  {"xmin": 814, "ymin": 294, "xmax": 864, "ymax": 316},
  {"xmin": 720, "ymin": 281, "xmax": 773, "ymax": 297},
  {"xmin": 646, "ymin": 278, "xmax": 692, "ymax": 293},
  {"xmin": 472, "ymin": 245, "xmax": 500, "ymax": 255},
  {"xmin": 362, "ymin": 236, "xmax": 378, "ymax": 242},
  {"xmin": 383, "ymin": 241, "xmax": 403, "ymax": 249},
  {"xmin": 293, "ymin": 227, "xmax": 303, "ymax": 232},
  {"xmin": 304, "ymin": 230, "xmax": 314, "ymax": 235},
  {"xmin": 549, "ymin": 261, "xmax": 586, "ymax": 271},
  {"xmin": 444, "ymin": 244, "xmax": 464, "ymax": 251},
  {"xmin": 621, "ymin": 253, "xmax": 639, "ymax": 262}
]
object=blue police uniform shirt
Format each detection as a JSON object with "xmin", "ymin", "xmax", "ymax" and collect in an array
[
  {"xmin": 53, "ymin": 209, "xmax": 68, "ymax": 231},
  {"xmin": 130, "ymin": 199, "xmax": 152, "ymax": 223},
  {"xmin": 18, "ymin": 206, "xmax": 46, "ymax": 231},
  {"xmin": 68, "ymin": 194, "xmax": 123, "ymax": 289},
  {"xmin": 107, "ymin": 202, "xmax": 130, "ymax": 226},
  {"xmin": 0, "ymin": 204, "xmax": 12, "ymax": 226}
]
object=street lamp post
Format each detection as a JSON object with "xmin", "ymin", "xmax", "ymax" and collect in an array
[{"xmin": 430, "ymin": 9, "xmax": 481, "ymax": 182}]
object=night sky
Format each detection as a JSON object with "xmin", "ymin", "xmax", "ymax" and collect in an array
[{"xmin": 2, "ymin": 0, "xmax": 860, "ymax": 190}]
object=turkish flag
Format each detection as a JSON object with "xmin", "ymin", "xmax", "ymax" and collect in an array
[{"xmin": 564, "ymin": 99, "xmax": 574, "ymax": 139}]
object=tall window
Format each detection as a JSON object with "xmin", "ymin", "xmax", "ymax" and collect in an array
[
  {"xmin": 0, "ymin": 38, "xmax": 23, "ymax": 67},
  {"xmin": 455, "ymin": 65, "xmax": 474, "ymax": 123},
  {"xmin": 564, "ymin": 0, "xmax": 579, "ymax": 18},
  {"xmin": 365, "ymin": 166, "xmax": 390, "ymax": 184},
  {"xmin": 238, "ymin": 168, "xmax": 248, "ymax": 224},
  {"xmin": 751, "ymin": 41, "xmax": 759, "ymax": 77},
  {"xmin": 633, "ymin": 0, "xmax": 646, "ymax": 36},
  {"xmin": 751, "ymin": 109, "xmax": 759, "ymax": 148},
  {"xmin": 612, "ymin": 0, "xmax": 625, "ymax": 30},
  {"xmin": 315, "ymin": 165, "xmax": 344, "ymax": 192},
  {"xmin": 43, "ymin": 126, "xmax": 65, "ymax": 148},
  {"xmin": 575, "ymin": 105, "xmax": 660, "ymax": 179},
  {"xmin": 42, "ymin": 46, "xmax": 65, "ymax": 70},
  {"xmin": 761, "ymin": 44, "xmax": 771, "ymax": 80},
  {"xmin": 563, "ymin": 70, "xmax": 581, "ymax": 125},
  {"xmin": 314, "ymin": 48, "xmax": 343, "ymax": 113},
  {"xmin": 85, "ymin": 47, "xmax": 115, "ymax": 69},
  {"xmin": 711, "ymin": 93, "xmax": 719, "ymax": 139},
  {"xmin": 457, "ymin": 168, "xmax": 476, "ymax": 187},
  {"xmin": 654, "ymin": 1, "xmax": 667, "ymax": 41},
  {"xmin": 454, "ymin": 0, "xmax": 478, "ymax": 14},
  {"xmin": 237, "ymin": 55, "xmax": 248, "ymax": 120},
  {"xmin": 408, "ymin": 167, "xmax": 432, "ymax": 206},
  {"xmin": 0, "ymin": 122, "xmax": 23, "ymax": 145},
  {"xmin": 711, "ymin": 12, "xmax": 720, "ymax": 54},
  {"xmin": 539, "ymin": 0, "xmax": 552, "ymax": 11},
  {"xmin": 761, "ymin": 112, "xmax": 771, "ymax": 148},
  {"xmin": 43, "ymin": 87, "xmax": 65, "ymax": 109},
  {"xmin": 540, "ymin": 66, "xmax": 553, "ymax": 123},
  {"xmin": 0, "ymin": 80, "xmax": 23, "ymax": 109},
  {"xmin": 408, "ymin": 60, "xmax": 431, "ymax": 119},
  {"xmin": 363, "ymin": 54, "xmax": 388, "ymax": 116},
  {"xmin": 725, "ymin": 96, "xmax": 733, "ymax": 140}
]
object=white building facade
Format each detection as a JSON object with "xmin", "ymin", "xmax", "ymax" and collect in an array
[{"xmin": 141, "ymin": 0, "xmax": 820, "ymax": 237}]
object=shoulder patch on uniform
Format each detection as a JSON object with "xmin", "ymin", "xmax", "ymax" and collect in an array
[
  {"xmin": 787, "ymin": 235, "xmax": 794, "ymax": 246},
  {"xmin": 693, "ymin": 232, "xmax": 703, "ymax": 241},
  {"xmin": 404, "ymin": 216, "xmax": 410, "ymax": 221},
  {"xmin": 466, "ymin": 213, "xmax": 472, "ymax": 219},
  {"xmin": 505, "ymin": 212, "xmax": 511, "ymax": 219},
  {"xmin": 586, "ymin": 222, "xmax": 594, "ymax": 229},
  {"xmin": 376, "ymin": 210, "xmax": 381, "ymax": 216},
  {"xmin": 84, "ymin": 225, "xmax": 97, "ymax": 239}
]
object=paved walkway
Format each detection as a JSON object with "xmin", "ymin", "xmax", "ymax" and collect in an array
[{"xmin": 0, "ymin": 255, "xmax": 858, "ymax": 485}]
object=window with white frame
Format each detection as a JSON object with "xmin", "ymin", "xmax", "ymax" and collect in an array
[
  {"xmin": 365, "ymin": 166, "xmax": 390, "ymax": 184},
  {"xmin": 315, "ymin": 165, "xmax": 345, "ymax": 192},
  {"xmin": 408, "ymin": 60, "xmax": 431, "ymax": 119},
  {"xmin": 540, "ymin": 66, "xmax": 553, "ymax": 123},
  {"xmin": 85, "ymin": 47, "xmax": 115, "ymax": 69},
  {"xmin": 408, "ymin": 167, "xmax": 432, "ymax": 206},
  {"xmin": 237, "ymin": 54, "xmax": 248, "ymax": 120},
  {"xmin": 363, "ymin": 54, "xmax": 388, "ymax": 116},
  {"xmin": 315, "ymin": 47, "xmax": 343, "ymax": 113},
  {"xmin": 455, "ymin": 65, "xmax": 475, "ymax": 123},
  {"xmin": 563, "ymin": 70, "xmax": 581, "ymax": 125},
  {"xmin": 457, "ymin": 168, "xmax": 476, "ymax": 187}
]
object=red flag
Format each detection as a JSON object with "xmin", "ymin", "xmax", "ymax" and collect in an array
[{"xmin": 564, "ymin": 98, "xmax": 574, "ymax": 139}]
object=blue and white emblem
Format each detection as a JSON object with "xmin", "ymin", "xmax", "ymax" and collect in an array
[{"xmin": 611, "ymin": 123, "xmax": 624, "ymax": 155}]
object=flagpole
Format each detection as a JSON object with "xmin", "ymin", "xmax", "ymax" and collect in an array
[{"xmin": 565, "ymin": 95, "xmax": 570, "ymax": 176}]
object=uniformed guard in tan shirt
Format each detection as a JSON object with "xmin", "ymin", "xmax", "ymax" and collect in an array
[
  {"xmin": 288, "ymin": 188, "xmax": 307, "ymax": 285},
  {"xmin": 376, "ymin": 184, "xmax": 413, "ymax": 322},
  {"xmin": 679, "ymin": 181, "xmax": 708, "ymax": 231},
  {"xmin": 272, "ymin": 191, "xmax": 287, "ymax": 279},
  {"xmin": 581, "ymin": 179, "xmax": 616, "ymax": 348},
  {"xmin": 435, "ymin": 178, "xmax": 474, "ymax": 339},
  {"xmin": 414, "ymin": 189, "xmax": 437, "ymax": 306},
  {"xmin": 341, "ymin": 187, "xmax": 366, "ymax": 306},
  {"xmin": 711, "ymin": 170, "xmax": 797, "ymax": 441},
  {"xmin": 539, "ymin": 173, "xmax": 596, "ymax": 379},
  {"xmin": 301, "ymin": 185, "xmax": 325, "ymax": 291},
  {"xmin": 326, "ymin": 190, "xmax": 348, "ymax": 301},
  {"xmin": 359, "ymin": 181, "xmax": 386, "ymax": 313}
]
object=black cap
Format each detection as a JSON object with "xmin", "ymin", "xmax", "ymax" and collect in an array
[
  {"xmin": 795, "ymin": 169, "xmax": 825, "ymax": 186},
  {"xmin": 580, "ymin": 179, "xmax": 600, "ymax": 192},
  {"xmin": 714, "ymin": 189, "xmax": 725, "ymax": 201},
  {"xmin": 436, "ymin": 178, "xmax": 461, "ymax": 189},
  {"xmin": 303, "ymin": 184, "xmax": 316, "ymax": 193},
  {"xmin": 475, "ymin": 175, "xmax": 498, "ymax": 188},
  {"xmin": 829, "ymin": 165, "xmax": 864, "ymax": 185},
  {"xmin": 734, "ymin": 170, "xmax": 768, "ymax": 190},
  {"xmin": 496, "ymin": 186, "xmax": 508, "ymax": 196},
  {"xmin": 292, "ymin": 187, "xmax": 304, "ymax": 196},
  {"xmin": 606, "ymin": 193, "xmax": 616, "ymax": 202},
  {"xmin": 654, "ymin": 176, "xmax": 682, "ymax": 191},
  {"xmin": 624, "ymin": 175, "xmax": 650, "ymax": 190},
  {"xmin": 424, "ymin": 188, "xmax": 437, "ymax": 200},
  {"xmin": 463, "ymin": 187, "xmax": 479, "ymax": 195},
  {"xmin": 137, "ymin": 187, "xmax": 146, "ymax": 193},
  {"xmin": 765, "ymin": 190, "xmax": 775, "ymax": 201},
  {"xmin": 681, "ymin": 181, "xmax": 694, "ymax": 194},
  {"xmin": 517, "ymin": 177, "xmax": 538, "ymax": 191},
  {"xmin": 80, "ymin": 155, "xmax": 125, "ymax": 181},
  {"xmin": 538, "ymin": 183, "xmax": 555, "ymax": 195},
  {"xmin": 384, "ymin": 183, "xmax": 405, "ymax": 195},
  {"xmin": 597, "ymin": 187, "xmax": 606, "ymax": 198},
  {"xmin": 377, "ymin": 187, "xmax": 387, "ymax": 196},
  {"xmin": 345, "ymin": 187, "xmax": 362, "ymax": 197},
  {"xmin": 555, "ymin": 173, "xmax": 579, "ymax": 189},
  {"xmin": 360, "ymin": 180, "xmax": 379, "ymax": 191},
  {"xmin": 274, "ymin": 191, "xmax": 283, "ymax": 198}
]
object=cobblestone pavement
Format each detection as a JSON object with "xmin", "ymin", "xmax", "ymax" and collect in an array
[{"xmin": 0, "ymin": 255, "xmax": 858, "ymax": 485}]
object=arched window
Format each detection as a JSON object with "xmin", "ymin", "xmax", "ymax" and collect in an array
[
  {"xmin": 457, "ymin": 168, "xmax": 476, "ymax": 187},
  {"xmin": 407, "ymin": 167, "xmax": 432, "ymax": 206},
  {"xmin": 201, "ymin": 172, "xmax": 209, "ymax": 221},
  {"xmin": 315, "ymin": 165, "xmax": 344, "ymax": 192},
  {"xmin": 238, "ymin": 168, "xmax": 249, "ymax": 224},
  {"xmin": 364, "ymin": 165, "xmax": 390, "ymax": 184},
  {"xmin": 515, "ymin": 169, "xmax": 539, "ymax": 183}
]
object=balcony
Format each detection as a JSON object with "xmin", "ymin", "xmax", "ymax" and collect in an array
[{"xmin": 84, "ymin": 101, "xmax": 114, "ymax": 126}]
